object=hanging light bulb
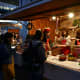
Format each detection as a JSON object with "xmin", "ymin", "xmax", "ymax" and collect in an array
[
  {"xmin": 52, "ymin": 16, "xmax": 56, "ymax": 20},
  {"xmin": 68, "ymin": 13, "xmax": 74, "ymax": 18}
]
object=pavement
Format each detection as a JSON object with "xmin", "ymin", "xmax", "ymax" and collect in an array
[
  {"xmin": 44, "ymin": 63, "xmax": 80, "ymax": 80},
  {"xmin": 14, "ymin": 62, "xmax": 80, "ymax": 80},
  {"xmin": 14, "ymin": 54, "xmax": 80, "ymax": 80}
]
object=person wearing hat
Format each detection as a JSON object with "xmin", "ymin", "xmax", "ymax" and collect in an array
[{"xmin": 42, "ymin": 27, "xmax": 51, "ymax": 57}]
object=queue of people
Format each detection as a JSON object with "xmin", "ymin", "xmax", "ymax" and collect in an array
[
  {"xmin": 21, "ymin": 28, "xmax": 51, "ymax": 80},
  {"xmin": 0, "ymin": 27, "xmax": 51, "ymax": 80}
]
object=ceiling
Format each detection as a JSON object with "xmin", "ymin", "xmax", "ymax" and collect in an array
[
  {"xmin": 0, "ymin": 0, "xmax": 80, "ymax": 21},
  {"xmin": 0, "ymin": 0, "xmax": 19, "ymax": 5}
]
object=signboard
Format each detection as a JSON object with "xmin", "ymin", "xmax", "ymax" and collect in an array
[{"xmin": 8, "ymin": 29, "xmax": 19, "ymax": 33}]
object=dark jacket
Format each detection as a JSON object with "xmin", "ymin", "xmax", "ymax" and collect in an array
[
  {"xmin": 0, "ymin": 43, "xmax": 11, "ymax": 64},
  {"xmin": 23, "ymin": 40, "xmax": 46, "ymax": 65}
]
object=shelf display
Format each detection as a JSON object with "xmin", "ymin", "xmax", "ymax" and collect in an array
[
  {"xmin": 68, "ymin": 54, "xmax": 76, "ymax": 61},
  {"xmin": 51, "ymin": 25, "xmax": 80, "ymax": 63}
]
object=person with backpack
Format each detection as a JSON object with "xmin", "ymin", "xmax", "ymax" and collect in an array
[{"xmin": 22, "ymin": 29, "xmax": 46, "ymax": 80}]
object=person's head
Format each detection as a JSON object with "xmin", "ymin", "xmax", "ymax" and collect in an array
[
  {"xmin": 34, "ymin": 30, "xmax": 42, "ymax": 40},
  {"xmin": 62, "ymin": 30, "xmax": 68, "ymax": 37},
  {"xmin": 0, "ymin": 34, "xmax": 4, "ymax": 43},
  {"xmin": 4, "ymin": 32, "xmax": 13, "ymax": 45},
  {"xmin": 60, "ymin": 28, "xmax": 68, "ymax": 37},
  {"xmin": 43, "ymin": 27, "xmax": 50, "ymax": 42},
  {"xmin": 15, "ymin": 33, "xmax": 19, "ymax": 39},
  {"xmin": 43, "ymin": 27, "xmax": 50, "ymax": 37}
]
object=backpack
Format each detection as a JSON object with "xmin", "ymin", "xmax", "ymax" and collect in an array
[{"xmin": 22, "ymin": 41, "xmax": 46, "ymax": 65}]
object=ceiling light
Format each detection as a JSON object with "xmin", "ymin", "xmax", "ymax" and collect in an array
[
  {"xmin": 52, "ymin": 16, "xmax": 56, "ymax": 20},
  {"xmin": 68, "ymin": 13, "xmax": 74, "ymax": 18}
]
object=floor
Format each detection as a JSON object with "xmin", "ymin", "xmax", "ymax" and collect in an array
[
  {"xmin": 44, "ymin": 63, "xmax": 80, "ymax": 80},
  {"xmin": 14, "ymin": 54, "xmax": 80, "ymax": 80},
  {"xmin": 14, "ymin": 62, "xmax": 80, "ymax": 80}
]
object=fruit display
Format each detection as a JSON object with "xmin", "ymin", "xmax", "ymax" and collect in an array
[
  {"xmin": 68, "ymin": 54, "xmax": 76, "ymax": 61},
  {"xmin": 59, "ymin": 54, "xmax": 66, "ymax": 61}
]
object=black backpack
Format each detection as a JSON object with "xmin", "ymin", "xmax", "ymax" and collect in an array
[{"xmin": 22, "ymin": 41, "xmax": 46, "ymax": 64}]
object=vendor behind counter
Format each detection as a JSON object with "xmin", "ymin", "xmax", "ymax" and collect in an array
[{"xmin": 52, "ymin": 29, "xmax": 71, "ymax": 56}]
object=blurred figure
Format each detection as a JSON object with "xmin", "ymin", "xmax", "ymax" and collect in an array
[
  {"xmin": 60, "ymin": 30, "xmax": 71, "ymax": 55},
  {"xmin": 42, "ymin": 27, "xmax": 51, "ymax": 56},
  {"xmin": 0, "ymin": 34, "xmax": 4, "ymax": 80},
  {"xmin": 22, "ymin": 29, "xmax": 46, "ymax": 80},
  {"xmin": 15, "ymin": 33, "xmax": 22, "ymax": 45},
  {"xmin": 1, "ymin": 32, "xmax": 15, "ymax": 80}
]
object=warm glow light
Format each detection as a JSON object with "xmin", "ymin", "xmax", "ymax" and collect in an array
[
  {"xmin": 0, "ymin": 20, "xmax": 17, "ymax": 23},
  {"xmin": 6, "ymin": 7, "xmax": 10, "ymax": 10},
  {"xmin": 52, "ymin": 16, "xmax": 56, "ymax": 20},
  {"xmin": 18, "ymin": 23, "xmax": 22, "ymax": 26},
  {"xmin": 68, "ymin": 13, "xmax": 74, "ymax": 18},
  {"xmin": 10, "ymin": 8, "xmax": 14, "ymax": 10},
  {"xmin": 11, "ymin": 46, "xmax": 16, "ymax": 49}
]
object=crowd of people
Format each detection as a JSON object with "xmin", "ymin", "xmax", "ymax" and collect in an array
[{"xmin": 0, "ymin": 27, "xmax": 51, "ymax": 80}]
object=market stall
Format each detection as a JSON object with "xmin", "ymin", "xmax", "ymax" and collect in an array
[{"xmin": 42, "ymin": 12, "xmax": 80, "ymax": 73}]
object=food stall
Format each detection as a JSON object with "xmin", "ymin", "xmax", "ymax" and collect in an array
[{"xmin": 45, "ymin": 13, "xmax": 80, "ymax": 72}]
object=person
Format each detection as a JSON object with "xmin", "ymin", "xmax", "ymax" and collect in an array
[
  {"xmin": 42, "ymin": 27, "xmax": 51, "ymax": 56},
  {"xmin": 0, "ymin": 34, "xmax": 4, "ymax": 80},
  {"xmin": 1, "ymin": 32, "xmax": 15, "ymax": 80},
  {"xmin": 15, "ymin": 33, "xmax": 22, "ymax": 44},
  {"xmin": 61, "ymin": 30, "xmax": 71, "ymax": 55},
  {"xmin": 22, "ymin": 29, "xmax": 46, "ymax": 80},
  {"xmin": 61, "ymin": 30, "xmax": 71, "ymax": 45}
]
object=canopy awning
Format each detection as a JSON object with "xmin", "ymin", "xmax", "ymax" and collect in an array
[{"xmin": 0, "ymin": 0, "xmax": 80, "ymax": 21}]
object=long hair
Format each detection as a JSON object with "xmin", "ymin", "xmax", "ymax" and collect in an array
[
  {"xmin": 42, "ymin": 31, "xmax": 50, "ymax": 42},
  {"xmin": 4, "ymin": 32, "xmax": 13, "ymax": 45}
]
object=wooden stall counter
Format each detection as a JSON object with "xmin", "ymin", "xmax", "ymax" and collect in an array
[{"xmin": 46, "ymin": 55, "xmax": 80, "ymax": 72}]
